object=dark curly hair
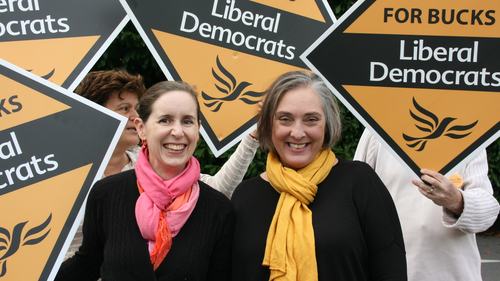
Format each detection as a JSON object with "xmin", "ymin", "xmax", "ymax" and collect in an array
[{"xmin": 75, "ymin": 69, "xmax": 146, "ymax": 106}]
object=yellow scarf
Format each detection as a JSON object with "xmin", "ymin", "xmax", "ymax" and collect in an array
[{"xmin": 263, "ymin": 149, "xmax": 336, "ymax": 281}]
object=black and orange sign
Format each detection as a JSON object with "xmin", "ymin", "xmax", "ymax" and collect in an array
[
  {"xmin": 304, "ymin": 0, "xmax": 500, "ymax": 178},
  {"xmin": 0, "ymin": 0, "xmax": 127, "ymax": 91},
  {"xmin": 120, "ymin": 0, "xmax": 336, "ymax": 156},
  {"xmin": 0, "ymin": 58, "xmax": 126, "ymax": 280}
]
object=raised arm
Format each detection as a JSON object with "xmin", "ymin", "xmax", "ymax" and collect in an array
[{"xmin": 200, "ymin": 133, "xmax": 259, "ymax": 198}]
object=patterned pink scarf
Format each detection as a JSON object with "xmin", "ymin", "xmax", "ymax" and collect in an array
[{"xmin": 135, "ymin": 146, "xmax": 200, "ymax": 269}]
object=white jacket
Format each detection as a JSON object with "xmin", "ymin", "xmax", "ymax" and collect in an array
[{"xmin": 354, "ymin": 129, "xmax": 500, "ymax": 281}]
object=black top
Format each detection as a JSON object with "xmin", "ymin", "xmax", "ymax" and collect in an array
[
  {"xmin": 56, "ymin": 170, "xmax": 235, "ymax": 281},
  {"xmin": 231, "ymin": 158, "xmax": 407, "ymax": 280}
]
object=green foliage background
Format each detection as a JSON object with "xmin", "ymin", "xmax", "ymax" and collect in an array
[{"xmin": 91, "ymin": 0, "xmax": 499, "ymax": 201}]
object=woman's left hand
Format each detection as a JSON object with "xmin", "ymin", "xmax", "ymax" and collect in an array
[{"xmin": 412, "ymin": 169, "xmax": 464, "ymax": 216}]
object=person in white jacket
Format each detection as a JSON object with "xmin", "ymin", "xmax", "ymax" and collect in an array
[{"xmin": 354, "ymin": 129, "xmax": 500, "ymax": 281}]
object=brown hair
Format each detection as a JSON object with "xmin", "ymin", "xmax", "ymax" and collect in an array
[
  {"xmin": 137, "ymin": 81, "xmax": 200, "ymax": 123},
  {"xmin": 257, "ymin": 71, "xmax": 341, "ymax": 153},
  {"xmin": 75, "ymin": 69, "xmax": 146, "ymax": 106}
]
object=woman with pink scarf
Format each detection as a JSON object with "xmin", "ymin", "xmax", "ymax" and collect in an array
[{"xmin": 56, "ymin": 81, "xmax": 235, "ymax": 280}]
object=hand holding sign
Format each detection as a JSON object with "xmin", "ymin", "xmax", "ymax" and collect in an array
[{"xmin": 413, "ymin": 169, "xmax": 464, "ymax": 216}]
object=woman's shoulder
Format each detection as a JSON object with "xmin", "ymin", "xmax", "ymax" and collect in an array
[
  {"xmin": 95, "ymin": 169, "xmax": 136, "ymax": 186},
  {"xmin": 89, "ymin": 170, "xmax": 137, "ymax": 198},
  {"xmin": 328, "ymin": 158, "xmax": 385, "ymax": 189},
  {"xmin": 334, "ymin": 158, "xmax": 377, "ymax": 175},
  {"xmin": 237, "ymin": 174, "xmax": 267, "ymax": 188},
  {"xmin": 232, "ymin": 174, "xmax": 277, "ymax": 204},
  {"xmin": 233, "ymin": 175, "xmax": 268, "ymax": 193},
  {"xmin": 198, "ymin": 181, "xmax": 234, "ymax": 210}
]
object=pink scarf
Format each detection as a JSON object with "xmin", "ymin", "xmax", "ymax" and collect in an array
[{"xmin": 135, "ymin": 146, "xmax": 200, "ymax": 268}]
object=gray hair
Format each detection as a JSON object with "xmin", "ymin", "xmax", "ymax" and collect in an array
[{"xmin": 257, "ymin": 71, "xmax": 341, "ymax": 153}]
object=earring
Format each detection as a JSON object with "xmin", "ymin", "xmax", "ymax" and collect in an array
[
  {"xmin": 197, "ymin": 138, "xmax": 200, "ymax": 142},
  {"xmin": 141, "ymin": 139, "xmax": 147, "ymax": 149}
]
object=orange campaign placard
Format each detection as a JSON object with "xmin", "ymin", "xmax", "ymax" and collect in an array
[
  {"xmin": 303, "ymin": 0, "xmax": 500, "ymax": 178},
  {"xmin": 0, "ymin": 59, "xmax": 126, "ymax": 280},
  {"xmin": 0, "ymin": 0, "xmax": 128, "ymax": 91},
  {"xmin": 119, "ymin": 0, "xmax": 337, "ymax": 156}
]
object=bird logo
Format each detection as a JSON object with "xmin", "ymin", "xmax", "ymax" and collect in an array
[
  {"xmin": 202, "ymin": 56, "xmax": 265, "ymax": 112},
  {"xmin": 0, "ymin": 214, "xmax": 52, "ymax": 277},
  {"xmin": 403, "ymin": 97, "xmax": 478, "ymax": 151}
]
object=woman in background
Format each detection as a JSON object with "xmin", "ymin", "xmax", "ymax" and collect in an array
[{"xmin": 75, "ymin": 69, "xmax": 145, "ymax": 177}]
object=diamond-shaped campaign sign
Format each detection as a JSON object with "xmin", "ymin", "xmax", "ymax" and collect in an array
[
  {"xmin": 303, "ymin": 0, "xmax": 500, "ymax": 178},
  {"xmin": 0, "ymin": 0, "xmax": 128, "ymax": 91},
  {"xmin": 0, "ymin": 58, "xmax": 126, "ymax": 280},
  {"xmin": 120, "ymin": 0, "xmax": 336, "ymax": 157}
]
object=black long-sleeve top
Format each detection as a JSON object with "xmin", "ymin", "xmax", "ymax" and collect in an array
[
  {"xmin": 231, "ymin": 159, "xmax": 407, "ymax": 280},
  {"xmin": 56, "ymin": 170, "xmax": 235, "ymax": 281}
]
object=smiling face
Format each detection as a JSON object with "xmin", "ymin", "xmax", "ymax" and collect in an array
[
  {"xmin": 104, "ymin": 91, "xmax": 140, "ymax": 151},
  {"xmin": 272, "ymin": 87, "xmax": 326, "ymax": 170},
  {"xmin": 135, "ymin": 91, "xmax": 200, "ymax": 180}
]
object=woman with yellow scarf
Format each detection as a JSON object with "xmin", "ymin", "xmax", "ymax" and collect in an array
[{"xmin": 231, "ymin": 71, "xmax": 407, "ymax": 281}]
